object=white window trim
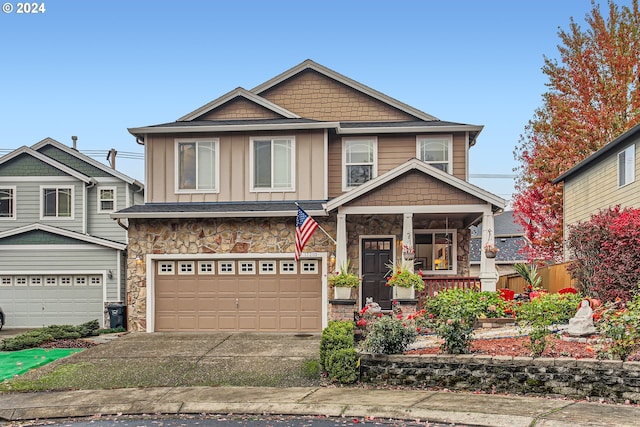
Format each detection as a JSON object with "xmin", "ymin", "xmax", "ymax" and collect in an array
[
  {"xmin": 280, "ymin": 260, "xmax": 297, "ymax": 274},
  {"xmin": 218, "ymin": 261, "xmax": 236, "ymax": 275},
  {"xmin": 249, "ymin": 136, "xmax": 296, "ymax": 192},
  {"xmin": 259, "ymin": 260, "xmax": 277, "ymax": 274},
  {"xmin": 300, "ymin": 260, "xmax": 319, "ymax": 274},
  {"xmin": 414, "ymin": 229, "xmax": 458, "ymax": 275},
  {"xmin": 40, "ymin": 185, "xmax": 75, "ymax": 220},
  {"xmin": 198, "ymin": 261, "xmax": 215, "ymax": 275},
  {"xmin": 15, "ymin": 276, "xmax": 27, "ymax": 286},
  {"xmin": 97, "ymin": 186, "xmax": 117, "ymax": 213},
  {"xmin": 342, "ymin": 137, "xmax": 378, "ymax": 191},
  {"xmin": 416, "ymin": 135, "xmax": 453, "ymax": 174},
  {"xmin": 74, "ymin": 276, "xmax": 88, "ymax": 286},
  {"xmin": 89, "ymin": 275, "xmax": 102, "ymax": 286},
  {"xmin": 618, "ymin": 144, "xmax": 636, "ymax": 188},
  {"xmin": 59, "ymin": 276, "xmax": 72, "ymax": 286},
  {"xmin": 0, "ymin": 186, "xmax": 16, "ymax": 221},
  {"xmin": 178, "ymin": 261, "xmax": 195, "ymax": 275},
  {"xmin": 174, "ymin": 138, "xmax": 220, "ymax": 194},
  {"xmin": 0, "ymin": 276, "xmax": 12, "ymax": 286},
  {"xmin": 238, "ymin": 261, "xmax": 256, "ymax": 274},
  {"xmin": 158, "ymin": 262, "xmax": 175, "ymax": 275},
  {"xmin": 44, "ymin": 276, "xmax": 57, "ymax": 286}
]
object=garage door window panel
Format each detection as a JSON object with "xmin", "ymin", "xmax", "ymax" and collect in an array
[
  {"xmin": 178, "ymin": 261, "xmax": 195, "ymax": 275},
  {"xmin": 239, "ymin": 261, "xmax": 256, "ymax": 274},
  {"xmin": 1, "ymin": 276, "xmax": 12, "ymax": 286},
  {"xmin": 29, "ymin": 276, "xmax": 42, "ymax": 286},
  {"xmin": 158, "ymin": 262, "xmax": 175, "ymax": 275},
  {"xmin": 74, "ymin": 276, "xmax": 87, "ymax": 286},
  {"xmin": 218, "ymin": 261, "xmax": 235, "ymax": 274},
  {"xmin": 45, "ymin": 276, "xmax": 57, "ymax": 286},
  {"xmin": 301, "ymin": 260, "xmax": 318, "ymax": 273},
  {"xmin": 280, "ymin": 261, "xmax": 297, "ymax": 274},
  {"xmin": 90, "ymin": 276, "xmax": 102, "ymax": 286},
  {"xmin": 59, "ymin": 276, "xmax": 72, "ymax": 286},
  {"xmin": 198, "ymin": 261, "xmax": 215, "ymax": 274},
  {"xmin": 259, "ymin": 261, "xmax": 276, "ymax": 274}
]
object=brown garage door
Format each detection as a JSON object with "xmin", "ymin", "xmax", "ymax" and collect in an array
[{"xmin": 154, "ymin": 259, "xmax": 322, "ymax": 332}]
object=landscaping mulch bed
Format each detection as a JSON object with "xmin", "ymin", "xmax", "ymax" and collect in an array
[
  {"xmin": 406, "ymin": 334, "xmax": 640, "ymax": 361},
  {"xmin": 39, "ymin": 339, "xmax": 99, "ymax": 349}
]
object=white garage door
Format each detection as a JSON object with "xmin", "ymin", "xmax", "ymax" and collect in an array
[
  {"xmin": 154, "ymin": 259, "xmax": 323, "ymax": 332},
  {"xmin": 0, "ymin": 275, "xmax": 104, "ymax": 328}
]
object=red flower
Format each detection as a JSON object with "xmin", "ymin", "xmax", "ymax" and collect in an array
[{"xmin": 356, "ymin": 318, "xmax": 367, "ymax": 328}]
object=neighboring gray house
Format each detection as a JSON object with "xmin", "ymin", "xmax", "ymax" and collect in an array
[
  {"xmin": 0, "ymin": 137, "xmax": 143, "ymax": 328},
  {"xmin": 470, "ymin": 210, "xmax": 526, "ymax": 276}
]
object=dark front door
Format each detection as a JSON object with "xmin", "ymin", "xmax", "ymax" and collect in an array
[{"xmin": 361, "ymin": 238, "xmax": 393, "ymax": 309}]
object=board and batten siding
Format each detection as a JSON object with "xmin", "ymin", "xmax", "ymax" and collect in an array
[
  {"xmin": 327, "ymin": 132, "xmax": 469, "ymax": 198},
  {"xmin": 0, "ymin": 244, "xmax": 121, "ymax": 300},
  {"xmin": 145, "ymin": 130, "xmax": 326, "ymax": 203},
  {"xmin": 86, "ymin": 180, "xmax": 132, "ymax": 243},
  {"xmin": 563, "ymin": 142, "xmax": 640, "ymax": 248},
  {"xmin": 0, "ymin": 178, "xmax": 85, "ymax": 234}
]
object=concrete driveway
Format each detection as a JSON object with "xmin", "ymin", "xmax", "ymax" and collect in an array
[{"xmin": 10, "ymin": 332, "xmax": 323, "ymax": 389}]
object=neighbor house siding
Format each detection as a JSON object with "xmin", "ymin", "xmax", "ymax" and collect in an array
[
  {"xmin": 564, "ymin": 142, "xmax": 640, "ymax": 228},
  {"xmin": 146, "ymin": 130, "xmax": 326, "ymax": 203},
  {"xmin": 0, "ymin": 244, "xmax": 120, "ymax": 300},
  {"xmin": 0, "ymin": 178, "xmax": 85, "ymax": 233},
  {"xmin": 86, "ymin": 180, "xmax": 130, "ymax": 243}
]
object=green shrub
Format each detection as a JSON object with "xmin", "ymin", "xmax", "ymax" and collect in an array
[
  {"xmin": 327, "ymin": 348, "xmax": 359, "ymax": 384},
  {"xmin": 515, "ymin": 292, "xmax": 583, "ymax": 357},
  {"xmin": 319, "ymin": 320, "xmax": 354, "ymax": 371},
  {"xmin": 596, "ymin": 291, "xmax": 640, "ymax": 361},
  {"xmin": 0, "ymin": 320, "xmax": 100, "ymax": 351},
  {"xmin": 360, "ymin": 316, "xmax": 416, "ymax": 354}
]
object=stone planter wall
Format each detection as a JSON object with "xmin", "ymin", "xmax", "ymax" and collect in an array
[{"xmin": 360, "ymin": 353, "xmax": 640, "ymax": 403}]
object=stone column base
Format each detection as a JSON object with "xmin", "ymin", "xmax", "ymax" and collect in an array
[{"xmin": 329, "ymin": 299, "xmax": 357, "ymax": 323}]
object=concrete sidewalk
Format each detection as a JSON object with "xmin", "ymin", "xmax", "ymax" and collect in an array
[{"xmin": 1, "ymin": 386, "xmax": 639, "ymax": 427}]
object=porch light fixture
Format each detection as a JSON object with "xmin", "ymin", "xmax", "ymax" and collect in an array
[
  {"xmin": 135, "ymin": 256, "xmax": 143, "ymax": 265},
  {"xmin": 107, "ymin": 270, "xmax": 113, "ymax": 279}
]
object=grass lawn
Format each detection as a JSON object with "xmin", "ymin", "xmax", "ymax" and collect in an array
[{"xmin": 0, "ymin": 348, "xmax": 84, "ymax": 381}]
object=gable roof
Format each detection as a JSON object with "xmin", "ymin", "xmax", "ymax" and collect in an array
[
  {"xmin": 554, "ymin": 122, "xmax": 640, "ymax": 183},
  {"xmin": 0, "ymin": 223, "xmax": 127, "ymax": 250},
  {"xmin": 0, "ymin": 146, "xmax": 94, "ymax": 184},
  {"xmin": 128, "ymin": 60, "xmax": 483, "ymax": 145},
  {"xmin": 326, "ymin": 158, "xmax": 506, "ymax": 212},
  {"xmin": 178, "ymin": 87, "xmax": 301, "ymax": 122},
  {"xmin": 31, "ymin": 137, "xmax": 144, "ymax": 189},
  {"xmin": 251, "ymin": 59, "xmax": 439, "ymax": 122}
]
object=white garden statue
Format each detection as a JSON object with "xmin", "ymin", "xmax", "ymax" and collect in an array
[{"xmin": 567, "ymin": 299, "xmax": 597, "ymax": 337}]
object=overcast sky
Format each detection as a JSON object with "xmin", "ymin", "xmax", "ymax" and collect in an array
[{"xmin": 1, "ymin": 0, "xmax": 631, "ymax": 205}]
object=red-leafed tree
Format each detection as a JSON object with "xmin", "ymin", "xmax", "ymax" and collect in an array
[{"xmin": 513, "ymin": 0, "xmax": 640, "ymax": 262}]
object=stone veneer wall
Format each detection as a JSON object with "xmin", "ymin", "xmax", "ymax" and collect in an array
[
  {"xmin": 360, "ymin": 354, "xmax": 640, "ymax": 403},
  {"xmin": 125, "ymin": 214, "xmax": 472, "ymax": 331}
]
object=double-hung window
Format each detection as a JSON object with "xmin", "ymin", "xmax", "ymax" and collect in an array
[
  {"xmin": 176, "ymin": 139, "xmax": 219, "ymax": 192},
  {"xmin": 97, "ymin": 187, "xmax": 116, "ymax": 212},
  {"xmin": 417, "ymin": 135, "xmax": 452, "ymax": 173},
  {"xmin": 42, "ymin": 186, "xmax": 73, "ymax": 218},
  {"xmin": 0, "ymin": 187, "xmax": 15, "ymax": 219},
  {"xmin": 251, "ymin": 137, "xmax": 294, "ymax": 191},
  {"xmin": 618, "ymin": 144, "xmax": 635, "ymax": 187},
  {"xmin": 343, "ymin": 138, "xmax": 377, "ymax": 189}
]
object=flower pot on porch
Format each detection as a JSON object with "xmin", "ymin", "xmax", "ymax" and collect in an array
[
  {"xmin": 333, "ymin": 286, "xmax": 352, "ymax": 299},
  {"xmin": 394, "ymin": 286, "xmax": 414, "ymax": 299}
]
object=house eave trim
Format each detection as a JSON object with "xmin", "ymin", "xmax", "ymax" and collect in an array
[
  {"xmin": 0, "ymin": 223, "xmax": 127, "ymax": 251},
  {"xmin": 111, "ymin": 209, "xmax": 328, "ymax": 219},
  {"xmin": 337, "ymin": 125, "xmax": 484, "ymax": 134},
  {"xmin": 128, "ymin": 122, "xmax": 340, "ymax": 136}
]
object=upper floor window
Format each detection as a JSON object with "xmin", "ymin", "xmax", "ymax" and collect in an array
[
  {"xmin": 0, "ymin": 187, "xmax": 15, "ymax": 220},
  {"xmin": 176, "ymin": 139, "xmax": 219, "ymax": 192},
  {"xmin": 618, "ymin": 144, "xmax": 635, "ymax": 187},
  {"xmin": 251, "ymin": 137, "xmax": 294, "ymax": 191},
  {"xmin": 42, "ymin": 186, "xmax": 72, "ymax": 219},
  {"xmin": 417, "ymin": 135, "xmax": 453, "ymax": 173},
  {"xmin": 97, "ymin": 187, "xmax": 116, "ymax": 213},
  {"xmin": 343, "ymin": 138, "xmax": 377, "ymax": 190}
]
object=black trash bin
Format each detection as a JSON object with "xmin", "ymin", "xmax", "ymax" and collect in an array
[{"xmin": 107, "ymin": 303, "xmax": 126, "ymax": 329}]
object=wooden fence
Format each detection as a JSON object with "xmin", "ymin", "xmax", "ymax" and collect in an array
[{"xmin": 497, "ymin": 262, "xmax": 576, "ymax": 294}]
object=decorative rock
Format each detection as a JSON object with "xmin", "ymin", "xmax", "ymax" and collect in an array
[{"xmin": 567, "ymin": 299, "xmax": 597, "ymax": 337}]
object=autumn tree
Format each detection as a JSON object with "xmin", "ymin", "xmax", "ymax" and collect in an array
[{"xmin": 513, "ymin": 0, "xmax": 640, "ymax": 262}]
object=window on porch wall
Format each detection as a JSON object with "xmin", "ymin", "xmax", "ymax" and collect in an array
[{"xmin": 414, "ymin": 232, "xmax": 454, "ymax": 272}]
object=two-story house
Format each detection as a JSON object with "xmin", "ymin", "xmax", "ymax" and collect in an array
[
  {"xmin": 0, "ymin": 137, "xmax": 144, "ymax": 328},
  {"xmin": 114, "ymin": 60, "xmax": 505, "ymax": 333},
  {"xmin": 554, "ymin": 122, "xmax": 640, "ymax": 259}
]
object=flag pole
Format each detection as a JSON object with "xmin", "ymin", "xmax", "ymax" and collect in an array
[{"xmin": 295, "ymin": 202, "xmax": 337, "ymax": 245}]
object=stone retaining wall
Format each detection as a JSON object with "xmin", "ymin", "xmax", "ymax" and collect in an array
[{"xmin": 360, "ymin": 353, "xmax": 640, "ymax": 403}]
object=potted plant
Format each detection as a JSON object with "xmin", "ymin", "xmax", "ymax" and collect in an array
[
  {"xmin": 483, "ymin": 243, "xmax": 499, "ymax": 259},
  {"xmin": 385, "ymin": 259, "xmax": 425, "ymax": 299},
  {"xmin": 328, "ymin": 261, "xmax": 360, "ymax": 299}
]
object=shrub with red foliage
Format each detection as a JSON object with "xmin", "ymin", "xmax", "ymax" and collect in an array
[{"xmin": 567, "ymin": 206, "xmax": 640, "ymax": 303}]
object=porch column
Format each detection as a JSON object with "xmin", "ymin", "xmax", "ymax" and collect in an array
[
  {"xmin": 336, "ymin": 212, "xmax": 347, "ymax": 270},
  {"xmin": 402, "ymin": 213, "xmax": 414, "ymax": 266},
  {"xmin": 479, "ymin": 211, "xmax": 498, "ymax": 292}
]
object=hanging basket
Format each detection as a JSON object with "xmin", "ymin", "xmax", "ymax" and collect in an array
[{"xmin": 485, "ymin": 250, "xmax": 497, "ymax": 259}]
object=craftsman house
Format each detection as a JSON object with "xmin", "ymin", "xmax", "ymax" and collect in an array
[
  {"xmin": 114, "ymin": 59, "xmax": 505, "ymax": 333},
  {"xmin": 0, "ymin": 137, "xmax": 144, "ymax": 327}
]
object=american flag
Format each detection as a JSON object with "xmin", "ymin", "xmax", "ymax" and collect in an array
[{"xmin": 295, "ymin": 206, "xmax": 319, "ymax": 261}]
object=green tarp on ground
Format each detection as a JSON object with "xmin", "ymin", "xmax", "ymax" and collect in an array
[{"xmin": 0, "ymin": 348, "xmax": 83, "ymax": 381}]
